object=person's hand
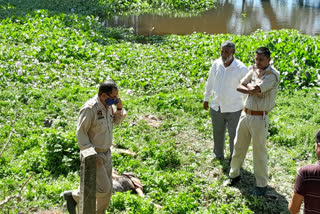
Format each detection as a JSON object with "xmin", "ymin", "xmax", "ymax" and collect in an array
[
  {"xmin": 247, "ymin": 83, "xmax": 255, "ymax": 90},
  {"xmin": 246, "ymin": 83, "xmax": 255, "ymax": 95},
  {"xmin": 97, "ymin": 158, "xmax": 103, "ymax": 168},
  {"xmin": 247, "ymin": 84, "xmax": 261, "ymax": 95},
  {"xmin": 116, "ymin": 97, "xmax": 123, "ymax": 110},
  {"xmin": 203, "ymin": 101, "xmax": 209, "ymax": 110}
]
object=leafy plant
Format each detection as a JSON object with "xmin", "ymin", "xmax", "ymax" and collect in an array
[{"xmin": 0, "ymin": 3, "xmax": 319, "ymax": 213}]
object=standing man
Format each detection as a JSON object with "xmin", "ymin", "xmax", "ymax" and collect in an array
[
  {"xmin": 226, "ymin": 47, "xmax": 280, "ymax": 196},
  {"xmin": 203, "ymin": 41, "xmax": 248, "ymax": 161},
  {"xmin": 63, "ymin": 80, "xmax": 126, "ymax": 214},
  {"xmin": 289, "ymin": 130, "xmax": 320, "ymax": 214}
]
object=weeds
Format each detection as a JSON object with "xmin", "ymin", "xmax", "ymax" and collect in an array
[{"xmin": 0, "ymin": 5, "xmax": 319, "ymax": 214}]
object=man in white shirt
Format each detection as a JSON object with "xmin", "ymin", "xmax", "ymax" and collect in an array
[{"xmin": 203, "ymin": 41, "xmax": 248, "ymax": 161}]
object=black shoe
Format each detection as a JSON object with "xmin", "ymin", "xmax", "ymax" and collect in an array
[
  {"xmin": 251, "ymin": 186, "xmax": 267, "ymax": 196},
  {"xmin": 223, "ymin": 176, "xmax": 241, "ymax": 187},
  {"xmin": 213, "ymin": 156, "xmax": 224, "ymax": 161},
  {"xmin": 63, "ymin": 190, "xmax": 77, "ymax": 214}
]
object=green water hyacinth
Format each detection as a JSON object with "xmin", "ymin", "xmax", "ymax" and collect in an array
[
  {"xmin": 0, "ymin": 10, "xmax": 319, "ymax": 93},
  {"xmin": 0, "ymin": 0, "xmax": 216, "ymax": 18}
]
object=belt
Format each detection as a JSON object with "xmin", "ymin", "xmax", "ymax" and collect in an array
[
  {"xmin": 94, "ymin": 148, "xmax": 109, "ymax": 153},
  {"xmin": 243, "ymin": 108, "xmax": 268, "ymax": 116}
]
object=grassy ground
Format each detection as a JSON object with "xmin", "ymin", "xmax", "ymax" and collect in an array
[
  {"xmin": 0, "ymin": 2, "xmax": 320, "ymax": 214},
  {"xmin": 1, "ymin": 85, "xmax": 319, "ymax": 213}
]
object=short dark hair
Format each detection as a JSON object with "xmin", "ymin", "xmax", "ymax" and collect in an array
[
  {"xmin": 316, "ymin": 130, "xmax": 320, "ymax": 143},
  {"xmin": 98, "ymin": 80, "xmax": 118, "ymax": 96},
  {"xmin": 256, "ymin": 47, "xmax": 271, "ymax": 58}
]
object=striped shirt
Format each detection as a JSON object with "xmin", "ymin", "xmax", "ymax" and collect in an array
[{"xmin": 294, "ymin": 161, "xmax": 320, "ymax": 214}]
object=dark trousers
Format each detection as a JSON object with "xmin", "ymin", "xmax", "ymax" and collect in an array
[{"xmin": 210, "ymin": 108, "xmax": 242, "ymax": 159}]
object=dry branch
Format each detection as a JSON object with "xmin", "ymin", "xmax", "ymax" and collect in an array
[
  {"xmin": 111, "ymin": 146, "xmax": 137, "ymax": 156},
  {"xmin": 0, "ymin": 172, "xmax": 35, "ymax": 207},
  {"xmin": 0, "ymin": 110, "xmax": 17, "ymax": 159},
  {"xmin": 0, "ymin": 195, "xmax": 21, "ymax": 207},
  {"xmin": 20, "ymin": 172, "xmax": 35, "ymax": 192}
]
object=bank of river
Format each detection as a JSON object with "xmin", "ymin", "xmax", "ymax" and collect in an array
[{"xmin": 105, "ymin": 0, "xmax": 320, "ymax": 36}]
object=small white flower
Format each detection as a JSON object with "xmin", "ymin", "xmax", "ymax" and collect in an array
[
  {"xmin": 15, "ymin": 61, "xmax": 21, "ymax": 67},
  {"xmin": 188, "ymin": 88, "xmax": 192, "ymax": 92},
  {"xmin": 34, "ymin": 59, "xmax": 39, "ymax": 64},
  {"xmin": 200, "ymin": 77, "xmax": 204, "ymax": 83},
  {"xmin": 126, "ymin": 89, "xmax": 133, "ymax": 95},
  {"xmin": 56, "ymin": 60, "xmax": 60, "ymax": 64},
  {"xmin": 17, "ymin": 69, "xmax": 23, "ymax": 75}
]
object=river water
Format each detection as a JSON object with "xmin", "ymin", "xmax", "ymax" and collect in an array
[{"xmin": 104, "ymin": 0, "xmax": 320, "ymax": 36}]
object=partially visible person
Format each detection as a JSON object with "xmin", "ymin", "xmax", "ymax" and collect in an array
[
  {"xmin": 225, "ymin": 47, "xmax": 280, "ymax": 196},
  {"xmin": 63, "ymin": 80, "xmax": 126, "ymax": 214},
  {"xmin": 112, "ymin": 171, "xmax": 144, "ymax": 197},
  {"xmin": 112, "ymin": 170, "xmax": 163, "ymax": 209},
  {"xmin": 289, "ymin": 130, "xmax": 320, "ymax": 214},
  {"xmin": 203, "ymin": 41, "xmax": 248, "ymax": 160}
]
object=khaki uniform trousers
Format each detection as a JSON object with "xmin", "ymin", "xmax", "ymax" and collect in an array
[
  {"xmin": 72, "ymin": 149, "xmax": 113, "ymax": 214},
  {"xmin": 229, "ymin": 112, "xmax": 269, "ymax": 187}
]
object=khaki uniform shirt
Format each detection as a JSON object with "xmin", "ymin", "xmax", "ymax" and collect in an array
[
  {"xmin": 241, "ymin": 65, "xmax": 280, "ymax": 112},
  {"xmin": 76, "ymin": 95, "xmax": 124, "ymax": 151}
]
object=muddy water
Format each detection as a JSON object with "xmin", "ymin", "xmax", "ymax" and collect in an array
[{"xmin": 105, "ymin": 0, "xmax": 320, "ymax": 36}]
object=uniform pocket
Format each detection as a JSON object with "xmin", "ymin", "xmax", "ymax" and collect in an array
[{"xmin": 93, "ymin": 119, "xmax": 107, "ymax": 133}]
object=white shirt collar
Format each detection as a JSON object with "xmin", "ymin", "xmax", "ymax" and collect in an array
[{"xmin": 219, "ymin": 57, "xmax": 237, "ymax": 68}]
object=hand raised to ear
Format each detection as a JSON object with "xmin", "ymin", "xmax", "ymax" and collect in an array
[
  {"xmin": 203, "ymin": 101, "xmax": 209, "ymax": 110},
  {"xmin": 116, "ymin": 98, "xmax": 123, "ymax": 110}
]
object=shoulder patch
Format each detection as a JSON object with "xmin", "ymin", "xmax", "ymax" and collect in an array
[
  {"xmin": 97, "ymin": 110, "xmax": 104, "ymax": 119},
  {"xmin": 265, "ymin": 70, "xmax": 272, "ymax": 75},
  {"xmin": 265, "ymin": 69, "xmax": 279, "ymax": 83}
]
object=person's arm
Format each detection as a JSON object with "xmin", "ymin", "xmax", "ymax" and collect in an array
[
  {"xmin": 256, "ymin": 72, "xmax": 277, "ymax": 93},
  {"xmin": 76, "ymin": 108, "xmax": 94, "ymax": 150},
  {"xmin": 288, "ymin": 192, "xmax": 304, "ymax": 214},
  {"xmin": 236, "ymin": 83, "xmax": 261, "ymax": 95},
  {"xmin": 113, "ymin": 98, "xmax": 126, "ymax": 125},
  {"xmin": 290, "ymin": 167, "xmax": 306, "ymax": 214},
  {"xmin": 237, "ymin": 69, "xmax": 257, "ymax": 94},
  {"xmin": 203, "ymin": 64, "xmax": 216, "ymax": 110}
]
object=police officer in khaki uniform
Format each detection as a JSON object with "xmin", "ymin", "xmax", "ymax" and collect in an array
[
  {"xmin": 64, "ymin": 80, "xmax": 126, "ymax": 214},
  {"xmin": 224, "ymin": 47, "xmax": 280, "ymax": 196}
]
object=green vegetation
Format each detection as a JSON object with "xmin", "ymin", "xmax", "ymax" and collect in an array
[{"xmin": 0, "ymin": 1, "xmax": 319, "ymax": 214}]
